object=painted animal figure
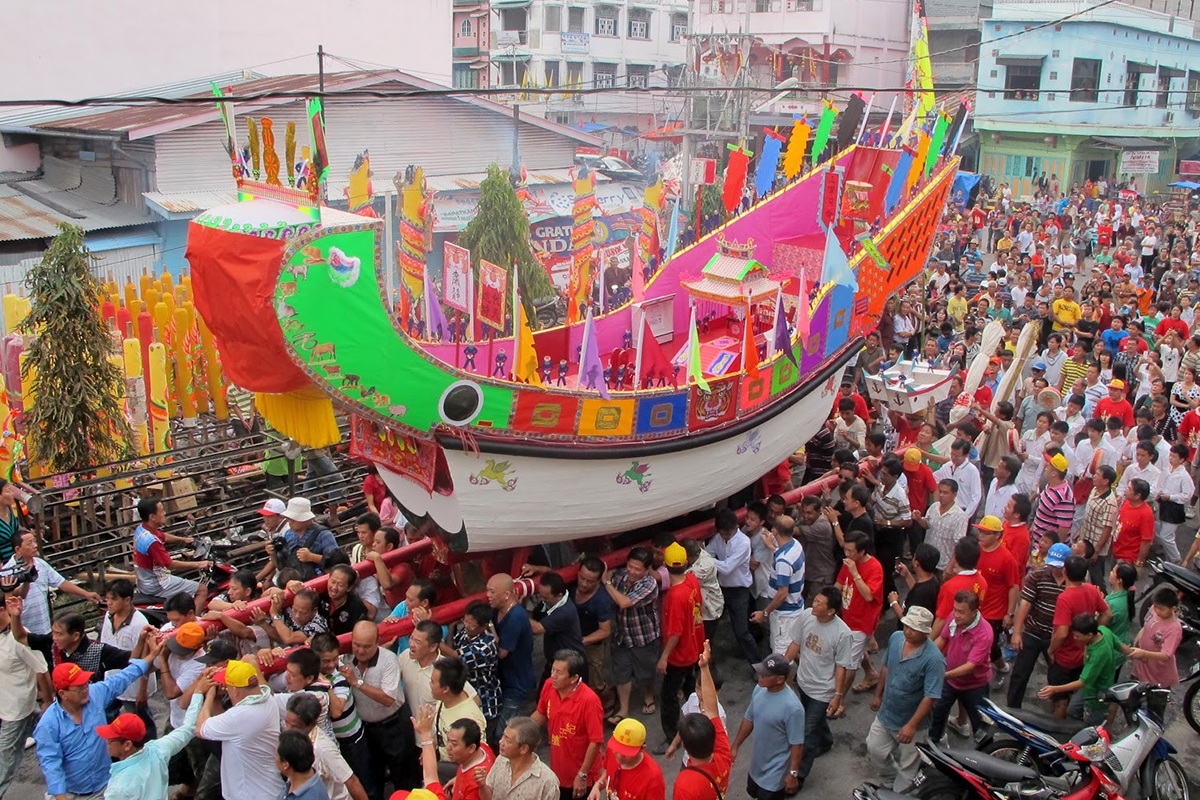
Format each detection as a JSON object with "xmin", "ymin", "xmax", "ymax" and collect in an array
[
  {"xmin": 470, "ymin": 459, "xmax": 517, "ymax": 491},
  {"xmin": 617, "ymin": 461, "xmax": 652, "ymax": 492},
  {"xmin": 311, "ymin": 342, "xmax": 336, "ymax": 362},
  {"xmin": 292, "ymin": 262, "xmax": 309, "ymax": 280},
  {"xmin": 343, "ymin": 374, "xmax": 361, "ymax": 388}
]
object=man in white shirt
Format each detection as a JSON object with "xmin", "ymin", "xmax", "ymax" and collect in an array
[
  {"xmin": 0, "ymin": 594, "xmax": 47, "ymax": 799},
  {"xmin": 1039, "ymin": 335, "xmax": 1068, "ymax": 390},
  {"xmin": 706, "ymin": 508, "xmax": 762, "ymax": 665},
  {"xmin": 343, "ymin": 620, "xmax": 410, "ymax": 800},
  {"xmin": 197, "ymin": 659, "xmax": 284, "ymax": 800},
  {"xmin": 100, "ymin": 578, "xmax": 158, "ymax": 737},
  {"xmin": 3, "ymin": 530, "xmax": 101, "ymax": 636},
  {"xmin": 283, "ymin": 692, "xmax": 369, "ymax": 800},
  {"xmin": 933, "ymin": 440, "xmax": 982, "ymax": 520},
  {"xmin": 915, "ymin": 479, "xmax": 969, "ymax": 570}
]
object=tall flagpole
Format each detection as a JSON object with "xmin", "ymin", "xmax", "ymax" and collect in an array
[
  {"xmin": 633, "ymin": 305, "xmax": 645, "ymax": 389},
  {"xmin": 880, "ymin": 95, "xmax": 898, "ymax": 144},
  {"xmin": 856, "ymin": 93, "xmax": 875, "ymax": 143}
]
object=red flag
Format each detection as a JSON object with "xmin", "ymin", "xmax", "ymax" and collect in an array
[
  {"xmin": 637, "ymin": 315, "xmax": 676, "ymax": 388},
  {"xmin": 741, "ymin": 304, "xmax": 760, "ymax": 378}
]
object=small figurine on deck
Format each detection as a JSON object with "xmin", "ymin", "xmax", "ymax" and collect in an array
[
  {"xmin": 463, "ymin": 343, "xmax": 478, "ymax": 371},
  {"xmin": 540, "ymin": 357, "xmax": 553, "ymax": 384},
  {"xmin": 603, "ymin": 366, "xmax": 613, "ymax": 390},
  {"xmin": 615, "ymin": 364, "xmax": 627, "ymax": 390},
  {"xmin": 556, "ymin": 359, "xmax": 569, "ymax": 386},
  {"xmin": 623, "ymin": 330, "xmax": 633, "ymax": 349},
  {"xmin": 493, "ymin": 350, "xmax": 508, "ymax": 377}
]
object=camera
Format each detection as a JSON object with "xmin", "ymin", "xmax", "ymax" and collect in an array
[
  {"xmin": 0, "ymin": 561, "xmax": 38, "ymax": 592},
  {"xmin": 270, "ymin": 534, "xmax": 290, "ymax": 555}
]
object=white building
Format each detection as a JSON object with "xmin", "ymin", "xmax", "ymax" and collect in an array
[
  {"xmin": 695, "ymin": 0, "xmax": 910, "ymax": 120},
  {"xmin": 489, "ymin": 0, "xmax": 690, "ymax": 127}
]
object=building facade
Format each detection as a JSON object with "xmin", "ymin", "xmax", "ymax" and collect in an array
[
  {"xmin": 975, "ymin": 0, "xmax": 1200, "ymax": 198},
  {"xmin": 694, "ymin": 0, "xmax": 910, "ymax": 119},
  {"xmin": 488, "ymin": 0, "xmax": 689, "ymax": 125},
  {"xmin": 455, "ymin": 0, "xmax": 493, "ymax": 88}
]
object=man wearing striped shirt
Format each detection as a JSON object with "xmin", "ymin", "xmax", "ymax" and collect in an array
[
  {"xmin": 872, "ymin": 455, "xmax": 913, "ymax": 597},
  {"xmin": 1032, "ymin": 451, "xmax": 1076, "ymax": 546},
  {"xmin": 751, "ymin": 515, "xmax": 806, "ymax": 655}
]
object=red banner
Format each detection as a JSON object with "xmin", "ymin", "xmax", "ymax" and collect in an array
[
  {"xmin": 477, "ymin": 259, "xmax": 508, "ymax": 331},
  {"xmin": 349, "ymin": 416, "xmax": 438, "ymax": 492}
]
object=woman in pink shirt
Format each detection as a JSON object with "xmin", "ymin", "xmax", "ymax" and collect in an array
[{"xmin": 1129, "ymin": 587, "xmax": 1183, "ymax": 689}]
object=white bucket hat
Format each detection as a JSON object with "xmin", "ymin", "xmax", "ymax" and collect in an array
[{"xmin": 280, "ymin": 497, "xmax": 316, "ymax": 522}]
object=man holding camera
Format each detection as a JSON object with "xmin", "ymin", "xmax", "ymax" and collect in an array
[
  {"xmin": 3, "ymin": 530, "xmax": 102, "ymax": 638},
  {"xmin": 260, "ymin": 498, "xmax": 339, "ymax": 584}
]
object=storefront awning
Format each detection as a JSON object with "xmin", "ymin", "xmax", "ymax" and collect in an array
[
  {"xmin": 996, "ymin": 55, "xmax": 1045, "ymax": 66},
  {"xmin": 1089, "ymin": 136, "xmax": 1171, "ymax": 151}
]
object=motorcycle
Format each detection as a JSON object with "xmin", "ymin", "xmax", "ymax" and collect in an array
[
  {"xmin": 975, "ymin": 682, "xmax": 1189, "ymax": 800},
  {"xmin": 854, "ymin": 726, "xmax": 1116, "ymax": 800},
  {"xmin": 1181, "ymin": 657, "xmax": 1200, "ymax": 734},
  {"xmin": 1140, "ymin": 560, "xmax": 1200, "ymax": 639},
  {"xmin": 132, "ymin": 535, "xmax": 235, "ymax": 625}
]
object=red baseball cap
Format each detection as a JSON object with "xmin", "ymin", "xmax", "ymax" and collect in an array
[
  {"xmin": 96, "ymin": 713, "xmax": 147, "ymax": 743},
  {"xmin": 52, "ymin": 662, "xmax": 93, "ymax": 691}
]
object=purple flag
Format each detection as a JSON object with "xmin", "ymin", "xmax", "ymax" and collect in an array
[
  {"xmin": 774, "ymin": 291, "xmax": 797, "ymax": 366},
  {"xmin": 423, "ymin": 266, "xmax": 450, "ymax": 341},
  {"xmin": 578, "ymin": 308, "xmax": 610, "ymax": 399}
]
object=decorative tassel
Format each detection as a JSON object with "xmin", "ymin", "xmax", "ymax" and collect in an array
[{"xmin": 247, "ymin": 118, "xmax": 261, "ymax": 180}]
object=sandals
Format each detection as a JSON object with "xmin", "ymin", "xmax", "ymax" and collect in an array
[
  {"xmin": 606, "ymin": 712, "xmax": 624, "ymax": 726},
  {"xmin": 852, "ymin": 678, "xmax": 879, "ymax": 692},
  {"xmin": 641, "ymin": 701, "xmax": 658, "ymax": 714}
]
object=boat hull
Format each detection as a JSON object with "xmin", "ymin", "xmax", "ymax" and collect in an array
[{"xmin": 375, "ymin": 351, "xmax": 845, "ymax": 551}]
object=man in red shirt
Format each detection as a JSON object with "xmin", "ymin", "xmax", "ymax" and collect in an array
[
  {"xmin": 1000, "ymin": 495, "xmax": 1033, "ymax": 574},
  {"xmin": 902, "ymin": 449, "xmax": 937, "ymax": 545},
  {"xmin": 1110, "ymin": 478, "xmax": 1156, "ymax": 569},
  {"xmin": 657, "ymin": 543, "xmax": 705, "ymax": 746},
  {"xmin": 973, "ymin": 516, "xmax": 1021, "ymax": 671},
  {"xmin": 933, "ymin": 537, "xmax": 987, "ymax": 641},
  {"xmin": 1091, "ymin": 380, "xmax": 1134, "ymax": 430},
  {"xmin": 672, "ymin": 642, "xmax": 730, "ymax": 800},
  {"xmin": 443, "ymin": 719, "xmax": 494, "ymax": 800},
  {"xmin": 1178, "ymin": 406, "xmax": 1200, "ymax": 461},
  {"xmin": 837, "ymin": 532, "xmax": 885, "ymax": 691},
  {"xmin": 1046, "ymin": 555, "xmax": 1109, "ymax": 718},
  {"xmin": 1155, "ymin": 305, "xmax": 1190, "ymax": 341},
  {"xmin": 534, "ymin": 650, "xmax": 604, "ymax": 798},
  {"xmin": 594, "ymin": 718, "xmax": 666, "ymax": 800}
]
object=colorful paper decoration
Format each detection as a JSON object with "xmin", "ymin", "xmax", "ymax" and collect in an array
[
  {"xmin": 211, "ymin": 82, "xmax": 240, "ymax": 179},
  {"xmin": 741, "ymin": 302, "xmax": 760, "ymax": 379},
  {"xmin": 569, "ymin": 168, "xmax": 597, "ymax": 322},
  {"xmin": 884, "ymin": 146, "xmax": 917, "ymax": 215},
  {"xmin": 578, "ymin": 308, "xmax": 609, "ymax": 398},
  {"xmin": 347, "ymin": 150, "xmax": 374, "ymax": 212},
  {"xmin": 261, "ymin": 118, "xmax": 282, "ymax": 187},
  {"xmin": 925, "ymin": 112, "xmax": 950, "ymax": 177},
  {"xmin": 811, "ymin": 101, "xmax": 837, "ymax": 165},
  {"xmin": 722, "ymin": 143, "xmax": 752, "ymax": 214},
  {"xmin": 755, "ymin": 129, "xmax": 785, "ymax": 197},
  {"xmin": 306, "ymin": 98, "xmax": 330, "ymax": 193},
  {"xmin": 422, "ymin": 266, "xmax": 449, "ymax": 340},
  {"xmin": 512, "ymin": 271, "xmax": 542, "ymax": 386},
  {"xmin": 782, "ymin": 116, "xmax": 811, "ymax": 180},
  {"xmin": 147, "ymin": 342, "xmax": 170, "ymax": 454},
  {"xmin": 909, "ymin": 0, "xmax": 936, "ymax": 117}
]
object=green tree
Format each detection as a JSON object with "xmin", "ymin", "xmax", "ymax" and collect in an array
[
  {"xmin": 457, "ymin": 164, "xmax": 553, "ymax": 326},
  {"xmin": 20, "ymin": 224, "xmax": 132, "ymax": 473}
]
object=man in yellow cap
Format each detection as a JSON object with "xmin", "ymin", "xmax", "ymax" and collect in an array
[
  {"xmin": 973, "ymin": 515, "xmax": 1021, "ymax": 673},
  {"xmin": 1031, "ymin": 450, "xmax": 1075, "ymax": 547},
  {"xmin": 1092, "ymin": 379, "xmax": 1134, "ymax": 430},
  {"xmin": 589, "ymin": 718, "xmax": 665, "ymax": 800},
  {"xmin": 197, "ymin": 659, "xmax": 284, "ymax": 800},
  {"xmin": 656, "ymin": 542, "xmax": 704, "ymax": 751}
]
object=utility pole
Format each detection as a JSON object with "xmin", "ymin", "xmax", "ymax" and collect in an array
[
  {"xmin": 318, "ymin": 45, "xmax": 325, "ymax": 92},
  {"xmin": 678, "ymin": 0, "xmax": 697, "ymax": 224}
]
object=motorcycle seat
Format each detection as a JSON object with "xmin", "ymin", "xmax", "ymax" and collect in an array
[
  {"xmin": 1006, "ymin": 706, "xmax": 1087, "ymax": 738},
  {"xmin": 1160, "ymin": 562, "xmax": 1200, "ymax": 592},
  {"xmin": 942, "ymin": 748, "xmax": 1040, "ymax": 784},
  {"xmin": 133, "ymin": 593, "xmax": 166, "ymax": 606}
]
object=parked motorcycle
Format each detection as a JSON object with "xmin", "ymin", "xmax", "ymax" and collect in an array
[
  {"xmin": 975, "ymin": 682, "xmax": 1188, "ymax": 800},
  {"xmin": 133, "ymin": 535, "xmax": 234, "ymax": 625}
]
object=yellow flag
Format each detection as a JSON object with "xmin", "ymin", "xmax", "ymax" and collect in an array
[{"xmin": 514, "ymin": 301, "xmax": 543, "ymax": 386}]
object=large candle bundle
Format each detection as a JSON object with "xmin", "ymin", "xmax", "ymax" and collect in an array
[
  {"xmin": 172, "ymin": 307, "xmax": 197, "ymax": 426},
  {"xmin": 198, "ymin": 316, "xmax": 228, "ymax": 419},
  {"xmin": 147, "ymin": 342, "xmax": 170, "ymax": 454},
  {"xmin": 123, "ymin": 338, "xmax": 148, "ymax": 455}
]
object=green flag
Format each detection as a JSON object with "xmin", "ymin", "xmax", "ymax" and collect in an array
[
  {"xmin": 687, "ymin": 307, "xmax": 710, "ymax": 392},
  {"xmin": 812, "ymin": 101, "xmax": 837, "ymax": 165},
  {"xmin": 925, "ymin": 112, "xmax": 949, "ymax": 177}
]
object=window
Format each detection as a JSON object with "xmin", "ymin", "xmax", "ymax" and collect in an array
[
  {"xmin": 1125, "ymin": 63, "xmax": 1152, "ymax": 106},
  {"xmin": 594, "ymin": 62, "xmax": 618, "ymax": 87},
  {"xmin": 595, "ymin": 5, "xmax": 618, "ymax": 36},
  {"xmin": 544, "ymin": 6, "xmax": 561, "ymax": 31},
  {"xmin": 453, "ymin": 65, "xmax": 478, "ymax": 88},
  {"xmin": 670, "ymin": 13, "xmax": 687, "ymax": 41},
  {"xmin": 1157, "ymin": 67, "xmax": 1183, "ymax": 108},
  {"xmin": 568, "ymin": 7, "xmax": 585, "ymax": 32},
  {"xmin": 501, "ymin": 7, "xmax": 528, "ymax": 42},
  {"xmin": 786, "ymin": 0, "xmax": 814, "ymax": 9},
  {"xmin": 629, "ymin": 8, "xmax": 651, "ymax": 39},
  {"xmin": 1187, "ymin": 69, "xmax": 1200, "ymax": 115},
  {"xmin": 1003, "ymin": 64, "xmax": 1041, "ymax": 100},
  {"xmin": 628, "ymin": 64, "xmax": 651, "ymax": 87},
  {"xmin": 567, "ymin": 61, "xmax": 584, "ymax": 86},
  {"xmin": 500, "ymin": 61, "xmax": 528, "ymax": 87},
  {"xmin": 1069, "ymin": 58, "xmax": 1100, "ymax": 102},
  {"xmin": 1003, "ymin": 155, "xmax": 1035, "ymax": 179},
  {"xmin": 665, "ymin": 64, "xmax": 685, "ymax": 86},
  {"xmin": 711, "ymin": 0, "xmax": 727, "ymax": 12},
  {"xmin": 545, "ymin": 60, "xmax": 561, "ymax": 87},
  {"xmin": 459, "ymin": 18, "xmax": 472, "ymax": 37},
  {"xmin": 755, "ymin": 0, "xmax": 771, "ymax": 10}
]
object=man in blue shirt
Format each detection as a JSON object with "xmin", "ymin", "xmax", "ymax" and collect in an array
[
  {"xmin": 265, "ymin": 498, "xmax": 340, "ymax": 583},
  {"xmin": 34, "ymin": 631, "xmax": 164, "ymax": 799},
  {"xmin": 97, "ymin": 691, "xmax": 204, "ymax": 800},
  {"xmin": 731, "ymin": 653, "xmax": 806, "ymax": 798},
  {"xmin": 866, "ymin": 606, "xmax": 946, "ymax": 792},
  {"xmin": 486, "ymin": 573, "xmax": 533, "ymax": 737}
]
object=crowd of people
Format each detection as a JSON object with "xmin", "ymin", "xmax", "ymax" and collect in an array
[{"xmin": 0, "ymin": 181, "xmax": 1197, "ymax": 800}]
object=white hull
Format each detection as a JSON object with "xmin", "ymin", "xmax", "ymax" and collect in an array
[{"xmin": 376, "ymin": 372, "xmax": 841, "ymax": 551}]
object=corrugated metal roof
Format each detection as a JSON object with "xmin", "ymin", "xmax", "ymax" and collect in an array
[
  {"xmin": 143, "ymin": 190, "xmax": 239, "ymax": 215},
  {"xmin": 30, "ymin": 70, "xmax": 601, "ymax": 146},
  {"xmin": 0, "ymin": 69, "xmax": 267, "ymax": 129},
  {"xmin": 425, "ymin": 168, "xmax": 600, "ymax": 191},
  {"xmin": 0, "ymin": 157, "xmax": 153, "ymax": 242}
]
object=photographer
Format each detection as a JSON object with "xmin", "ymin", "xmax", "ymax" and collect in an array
[
  {"xmin": 3, "ymin": 530, "xmax": 102, "ymax": 642},
  {"xmin": 260, "ymin": 498, "xmax": 339, "ymax": 584}
]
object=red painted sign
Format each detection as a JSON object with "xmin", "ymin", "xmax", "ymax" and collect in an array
[{"xmin": 350, "ymin": 416, "xmax": 438, "ymax": 491}]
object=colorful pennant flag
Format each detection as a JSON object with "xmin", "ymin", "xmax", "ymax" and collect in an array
[
  {"xmin": 821, "ymin": 228, "xmax": 857, "ymax": 292},
  {"xmin": 722, "ymin": 143, "xmax": 752, "ymax": 214},
  {"xmin": 782, "ymin": 115, "xmax": 811, "ymax": 179},
  {"xmin": 794, "ymin": 270, "xmax": 811, "ymax": 340},
  {"xmin": 811, "ymin": 101, "xmax": 837, "ymax": 165},
  {"xmin": 423, "ymin": 266, "xmax": 450, "ymax": 341},
  {"xmin": 884, "ymin": 146, "xmax": 916, "ymax": 215},
  {"xmin": 665, "ymin": 196, "xmax": 680, "ymax": 260},
  {"xmin": 636, "ymin": 312, "xmax": 677, "ymax": 389},
  {"xmin": 774, "ymin": 290, "xmax": 798, "ymax": 366},
  {"xmin": 909, "ymin": 0, "xmax": 936, "ymax": 117},
  {"xmin": 687, "ymin": 306, "xmax": 710, "ymax": 392},
  {"xmin": 741, "ymin": 302, "xmax": 760, "ymax": 379},
  {"xmin": 755, "ymin": 129, "xmax": 785, "ymax": 197},
  {"xmin": 512, "ymin": 268, "xmax": 543, "ymax": 386},
  {"xmin": 578, "ymin": 307, "xmax": 609, "ymax": 398},
  {"xmin": 925, "ymin": 112, "xmax": 950, "ymax": 177}
]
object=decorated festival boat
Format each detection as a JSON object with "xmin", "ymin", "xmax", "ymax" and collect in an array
[{"xmin": 187, "ymin": 96, "xmax": 962, "ymax": 553}]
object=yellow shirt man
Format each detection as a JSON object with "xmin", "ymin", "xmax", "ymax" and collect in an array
[
  {"xmin": 948, "ymin": 294, "xmax": 969, "ymax": 330},
  {"xmin": 1051, "ymin": 298, "xmax": 1081, "ymax": 332}
]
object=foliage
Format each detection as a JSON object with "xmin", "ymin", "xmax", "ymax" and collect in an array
[
  {"xmin": 457, "ymin": 164, "xmax": 554, "ymax": 325},
  {"xmin": 19, "ymin": 224, "xmax": 132, "ymax": 473}
]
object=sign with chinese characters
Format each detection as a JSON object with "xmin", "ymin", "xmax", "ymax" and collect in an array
[
  {"xmin": 1119, "ymin": 150, "xmax": 1160, "ymax": 174},
  {"xmin": 689, "ymin": 158, "xmax": 718, "ymax": 185},
  {"xmin": 561, "ymin": 32, "xmax": 590, "ymax": 53},
  {"xmin": 442, "ymin": 242, "xmax": 471, "ymax": 313},
  {"xmin": 477, "ymin": 259, "xmax": 508, "ymax": 331}
]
